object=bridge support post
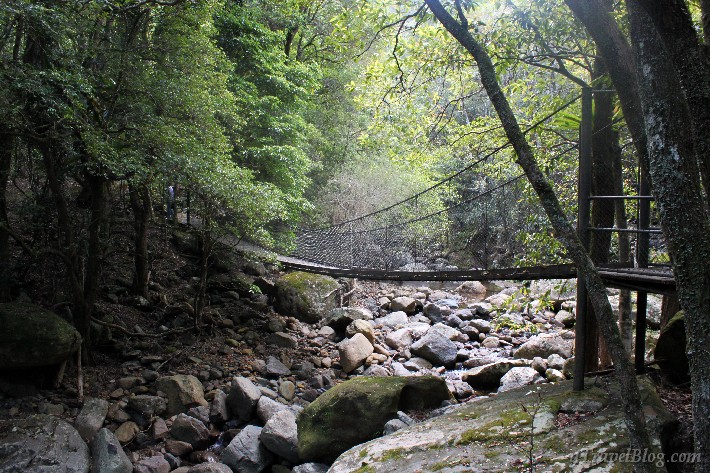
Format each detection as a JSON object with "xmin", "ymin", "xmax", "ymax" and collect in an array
[
  {"xmin": 574, "ymin": 87, "xmax": 593, "ymax": 391},
  {"xmin": 635, "ymin": 168, "xmax": 651, "ymax": 373}
]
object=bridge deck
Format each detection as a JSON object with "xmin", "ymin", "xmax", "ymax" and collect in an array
[{"xmin": 278, "ymin": 256, "xmax": 675, "ymax": 294}]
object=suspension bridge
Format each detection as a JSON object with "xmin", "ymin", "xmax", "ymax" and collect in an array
[{"xmin": 280, "ymin": 91, "xmax": 674, "ymax": 294}]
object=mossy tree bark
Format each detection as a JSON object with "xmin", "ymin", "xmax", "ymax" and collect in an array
[
  {"xmin": 129, "ymin": 183, "xmax": 152, "ymax": 298},
  {"xmin": 423, "ymin": 2, "xmax": 656, "ymax": 469},
  {"xmin": 627, "ymin": 2, "xmax": 710, "ymax": 469}
]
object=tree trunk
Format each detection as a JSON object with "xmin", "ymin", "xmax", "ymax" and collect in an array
[
  {"xmin": 129, "ymin": 183, "xmax": 152, "ymax": 297},
  {"xmin": 424, "ymin": 2, "xmax": 656, "ymax": 467},
  {"xmin": 627, "ymin": 2, "xmax": 710, "ymax": 470},
  {"xmin": 563, "ymin": 0, "xmax": 648, "ymax": 172},
  {"xmin": 0, "ymin": 131, "xmax": 12, "ymax": 302},
  {"xmin": 634, "ymin": 0, "xmax": 710, "ymax": 201}
]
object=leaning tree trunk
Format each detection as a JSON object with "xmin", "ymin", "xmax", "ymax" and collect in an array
[
  {"xmin": 627, "ymin": 2, "xmax": 710, "ymax": 469},
  {"xmin": 423, "ymin": 2, "xmax": 656, "ymax": 468}
]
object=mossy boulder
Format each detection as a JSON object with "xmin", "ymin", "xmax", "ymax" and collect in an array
[
  {"xmin": 654, "ymin": 310, "xmax": 689, "ymax": 382},
  {"xmin": 0, "ymin": 303, "xmax": 82, "ymax": 370},
  {"xmin": 297, "ymin": 376, "xmax": 451, "ymax": 463},
  {"xmin": 274, "ymin": 272, "xmax": 341, "ymax": 323},
  {"xmin": 329, "ymin": 377, "xmax": 676, "ymax": 473}
]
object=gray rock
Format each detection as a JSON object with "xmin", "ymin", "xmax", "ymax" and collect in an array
[
  {"xmin": 154, "ymin": 375, "xmax": 207, "ymax": 417},
  {"xmin": 227, "ymin": 376, "xmax": 262, "ymax": 422},
  {"xmin": 531, "ymin": 357, "xmax": 548, "ymax": 373},
  {"xmin": 514, "ymin": 332, "xmax": 574, "ymax": 359},
  {"xmin": 328, "ymin": 378, "xmax": 673, "ymax": 473},
  {"xmin": 363, "ymin": 365, "xmax": 390, "ymax": 377},
  {"xmin": 278, "ymin": 380, "xmax": 296, "ymax": 401},
  {"xmin": 268, "ymin": 332, "xmax": 298, "ymax": 348},
  {"xmin": 390, "ymin": 296, "xmax": 418, "ymax": 314},
  {"xmin": 345, "ymin": 319, "xmax": 375, "ymax": 342},
  {"xmin": 385, "ymin": 328, "xmax": 413, "ymax": 350},
  {"xmin": 0, "ymin": 415, "xmax": 90, "ymax": 473},
  {"xmin": 322, "ymin": 307, "xmax": 374, "ymax": 331},
  {"xmin": 133, "ymin": 455, "xmax": 170, "ymax": 473},
  {"xmin": 74, "ymin": 397, "xmax": 109, "ymax": 442},
  {"xmin": 462, "ymin": 359, "xmax": 530, "ymax": 389},
  {"xmin": 423, "ymin": 303, "xmax": 445, "ymax": 323},
  {"xmin": 562, "ymin": 357, "xmax": 575, "ymax": 379},
  {"xmin": 317, "ymin": 326, "xmax": 336, "ymax": 340},
  {"xmin": 468, "ymin": 319, "xmax": 492, "ymax": 333},
  {"xmin": 291, "ymin": 464, "xmax": 329, "ymax": 473},
  {"xmin": 127, "ymin": 395, "xmax": 167, "ymax": 422},
  {"xmin": 555, "ymin": 309, "xmax": 575, "ymax": 327},
  {"xmin": 498, "ymin": 367, "xmax": 544, "ymax": 393},
  {"xmin": 410, "ymin": 331, "xmax": 457, "ymax": 367},
  {"xmin": 265, "ymin": 356, "xmax": 291, "ymax": 377},
  {"xmin": 256, "ymin": 396, "xmax": 289, "ymax": 424},
  {"xmin": 89, "ymin": 428, "xmax": 132, "ymax": 473},
  {"xmin": 337, "ymin": 333, "xmax": 374, "ymax": 373},
  {"xmin": 403, "ymin": 357, "xmax": 433, "ymax": 371},
  {"xmin": 469, "ymin": 301, "xmax": 493, "ymax": 317},
  {"xmin": 545, "ymin": 368, "xmax": 566, "ymax": 382},
  {"xmin": 375, "ymin": 311, "xmax": 408, "ymax": 328},
  {"xmin": 429, "ymin": 322, "xmax": 460, "ymax": 341},
  {"xmin": 383, "ymin": 419, "xmax": 407, "ymax": 435},
  {"xmin": 547, "ymin": 353, "xmax": 565, "ymax": 370},
  {"xmin": 209, "ymin": 390, "xmax": 230, "ymax": 424},
  {"xmin": 186, "ymin": 463, "xmax": 233, "ymax": 473},
  {"xmin": 220, "ymin": 425, "xmax": 274, "ymax": 473},
  {"xmin": 390, "ymin": 362, "xmax": 411, "ymax": 377},
  {"xmin": 260, "ymin": 410, "xmax": 300, "ymax": 463},
  {"xmin": 274, "ymin": 272, "xmax": 340, "ymax": 324},
  {"xmin": 170, "ymin": 413, "xmax": 209, "ymax": 449}
]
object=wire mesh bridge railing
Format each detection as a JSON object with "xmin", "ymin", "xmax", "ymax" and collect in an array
[{"xmin": 287, "ymin": 93, "xmax": 669, "ymax": 282}]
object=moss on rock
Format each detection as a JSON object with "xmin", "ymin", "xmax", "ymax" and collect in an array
[
  {"xmin": 274, "ymin": 271, "xmax": 340, "ymax": 323},
  {"xmin": 297, "ymin": 376, "xmax": 451, "ymax": 463},
  {"xmin": 0, "ymin": 303, "xmax": 82, "ymax": 370}
]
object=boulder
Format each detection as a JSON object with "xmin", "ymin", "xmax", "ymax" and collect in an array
[
  {"xmin": 0, "ymin": 303, "xmax": 82, "ymax": 369},
  {"xmin": 554, "ymin": 310, "xmax": 575, "ymax": 327},
  {"xmin": 345, "ymin": 319, "xmax": 375, "ymax": 342},
  {"xmin": 114, "ymin": 421, "xmax": 139, "ymax": 444},
  {"xmin": 209, "ymin": 390, "xmax": 230, "ymax": 424},
  {"xmin": 385, "ymin": 328, "xmax": 413, "ymax": 350},
  {"xmin": 497, "ymin": 367, "xmax": 543, "ymax": 393},
  {"xmin": 0, "ymin": 415, "xmax": 90, "ymax": 473},
  {"xmin": 274, "ymin": 272, "xmax": 340, "ymax": 324},
  {"xmin": 462, "ymin": 359, "xmax": 529, "ymax": 390},
  {"xmin": 89, "ymin": 428, "xmax": 132, "ymax": 473},
  {"xmin": 654, "ymin": 311, "xmax": 689, "ymax": 382},
  {"xmin": 227, "ymin": 376, "xmax": 262, "ymax": 422},
  {"xmin": 256, "ymin": 396, "xmax": 289, "ymax": 424},
  {"xmin": 126, "ymin": 395, "xmax": 167, "ymax": 425},
  {"xmin": 220, "ymin": 425, "xmax": 274, "ymax": 473},
  {"xmin": 322, "ymin": 307, "xmax": 373, "ymax": 331},
  {"xmin": 375, "ymin": 311, "xmax": 408, "ymax": 328},
  {"xmin": 514, "ymin": 332, "xmax": 574, "ymax": 359},
  {"xmin": 328, "ymin": 378, "xmax": 676, "ymax": 473},
  {"xmin": 170, "ymin": 413, "xmax": 209, "ymax": 449},
  {"xmin": 265, "ymin": 356, "xmax": 291, "ymax": 377},
  {"xmin": 260, "ymin": 410, "xmax": 300, "ymax": 463},
  {"xmin": 455, "ymin": 281, "xmax": 487, "ymax": 296},
  {"xmin": 186, "ymin": 464, "xmax": 233, "ymax": 473},
  {"xmin": 337, "ymin": 333, "xmax": 374, "ymax": 373},
  {"xmin": 410, "ymin": 331, "xmax": 457, "ymax": 367},
  {"xmin": 296, "ymin": 376, "xmax": 450, "ymax": 462},
  {"xmin": 390, "ymin": 297, "xmax": 418, "ymax": 314},
  {"xmin": 154, "ymin": 375, "xmax": 207, "ymax": 417},
  {"xmin": 74, "ymin": 397, "xmax": 109, "ymax": 442}
]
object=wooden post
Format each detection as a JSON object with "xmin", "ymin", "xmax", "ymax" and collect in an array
[
  {"xmin": 574, "ymin": 87, "xmax": 593, "ymax": 391},
  {"xmin": 635, "ymin": 168, "xmax": 651, "ymax": 373}
]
